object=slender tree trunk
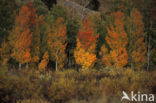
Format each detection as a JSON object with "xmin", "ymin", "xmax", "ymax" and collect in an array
[
  {"xmin": 131, "ymin": 63, "xmax": 134, "ymax": 71},
  {"xmin": 56, "ymin": 60, "xmax": 58, "ymax": 71},
  {"xmin": 131, "ymin": 63, "xmax": 132, "ymax": 70},
  {"xmin": 26, "ymin": 63, "xmax": 29, "ymax": 69},
  {"xmin": 19, "ymin": 63, "xmax": 21, "ymax": 70},
  {"xmin": 147, "ymin": 20, "xmax": 152, "ymax": 71},
  {"xmin": 55, "ymin": 50, "xmax": 58, "ymax": 71}
]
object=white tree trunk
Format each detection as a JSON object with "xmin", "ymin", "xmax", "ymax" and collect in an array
[
  {"xmin": 19, "ymin": 63, "xmax": 21, "ymax": 70},
  {"xmin": 26, "ymin": 63, "xmax": 29, "ymax": 69},
  {"xmin": 56, "ymin": 60, "xmax": 58, "ymax": 71},
  {"xmin": 55, "ymin": 50, "xmax": 59, "ymax": 71}
]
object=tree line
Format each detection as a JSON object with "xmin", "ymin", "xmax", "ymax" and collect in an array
[{"xmin": 0, "ymin": 0, "xmax": 155, "ymax": 71}]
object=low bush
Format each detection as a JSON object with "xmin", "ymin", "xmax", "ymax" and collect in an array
[{"xmin": 0, "ymin": 68, "xmax": 155, "ymax": 103}]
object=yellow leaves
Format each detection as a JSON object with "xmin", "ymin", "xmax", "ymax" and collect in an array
[
  {"xmin": 100, "ymin": 45, "xmax": 111, "ymax": 66},
  {"xmin": 74, "ymin": 19, "xmax": 98, "ymax": 69},
  {"xmin": 100, "ymin": 45, "xmax": 108, "ymax": 55},
  {"xmin": 38, "ymin": 51, "xmax": 49, "ymax": 71},
  {"xmin": 74, "ymin": 39, "xmax": 96, "ymax": 69},
  {"xmin": 100, "ymin": 45, "xmax": 128, "ymax": 68},
  {"xmin": 87, "ymin": 42, "xmax": 96, "ymax": 54},
  {"xmin": 74, "ymin": 46, "xmax": 96, "ymax": 69},
  {"xmin": 110, "ymin": 48, "xmax": 128, "ymax": 68}
]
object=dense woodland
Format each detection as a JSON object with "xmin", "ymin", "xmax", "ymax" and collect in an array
[{"xmin": 0, "ymin": 0, "xmax": 156, "ymax": 103}]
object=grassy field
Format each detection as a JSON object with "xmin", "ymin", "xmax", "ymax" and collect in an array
[{"xmin": 0, "ymin": 67, "xmax": 156, "ymax": 103}]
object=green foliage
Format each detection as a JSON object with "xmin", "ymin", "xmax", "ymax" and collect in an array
[
  {"xmin": 94, "ymin": 14, "xmax": 112, "ymax": 58},
  {"xmin": 33, "ymin": 0, "xmax": 49, "ymax": 16},
  {"xmin": 0, "ymin": 0, "xmax": 17, "ymax": 46},
  {"xmin": 49, "ymin": 4, "xmax": 68, "ymax": 22},
  {"xmin": 39, "ymin": 18, "xmax": 49, "ymax": 58},
  {"xmin": 45, "ymin": 4, "xmax": 68, "ymax": 28},
  {"xmin": 147, "ymin": 0, "xmax": 156, "ymax": 66},
  {"xmin": 65, "ymin": 17, "xmax": 80, "ymax": 68}
]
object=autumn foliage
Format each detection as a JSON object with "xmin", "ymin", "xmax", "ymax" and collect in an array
[
  {"xmin": 0, "ymin": 1, "xmax": 154, "ymax": 103},
  {"xmin": 48, "ymin": 18, "xmax": 67, "ymax": 71},
  {"xmin": 128, "ymin": 8, "xmax": 146, "ymax": 70},
  {"xmin": 74, "ymin": 39, "xmax": 97, "ymax": 69},
  {"xmin": 1, "ymin": 1, "xmax": 148, "ymax": 71},
  {"xmin": 9, "ymin": 2, "xmax": 38, "ymax": 68},
  {"xmin": 100, "ymin": 11, "xmax": 128, "ymax": 68},
  {"xmin": 38, "ymin": 51, "xmax": 49, "ymax": 71},
  {"xmin": 78, "ymin": 19, "xmax": 99, "ymax": 49},
  {"xmin": 74, "ymin": 19, "xmax": 98, "ymax": 69},
  {"xmin": 15, "ymin": 2, "xmax": 38, "ymax": 31},
  {"xmin": 11, "ymin": 29, "xmax": 32, "ymax": 65}
]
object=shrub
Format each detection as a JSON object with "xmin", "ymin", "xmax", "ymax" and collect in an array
[{"xmin": 0, "ymin": 68, "xmax": 155, "ymax": 103}]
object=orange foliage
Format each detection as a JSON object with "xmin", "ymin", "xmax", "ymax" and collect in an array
[
  {"xmin": 99, "ymin": 45, "xmax": 111, "ymax": 66},
  {"xmin": 78, "ymin": 19, "xmax": 98, "ymax": 49},
  {"xmin": 74, "ymin": 39, "xmax": 97, "ymax": 69},
  {"xmin": 110, "ymin": 48, "xmax": 128, "ymax": 67},
  {"xmin": 129, "ymin": 8, "xmax": 146, "ymax": 69},
  {"xmin": 48, "ymin": 18, "xmax": 67, "ymax": 70},
  {"xmin": 12, "ymin": 29, "xmax": 32, "ymax": 64},
  {"xmin": 74, "ymin": 19, "xmax": 98, "ymax": 69},
  {"xmin": 15, "ymin": 2, "xmax": 38, "ymax": 30},
  {"xmin": 38, "ymin": 51, "xmax": 49, "ymax": 71},
  {"xmin": 106, "ymin": 12, "xmax": 128, "ymax": 49},
  {"xmin": 22, "ymin": 48, "xmax": 31, "ymax": 63},
  {"xmin": 100, "ymin": 11, "xmax": 128, "ymax": 68},
  {"xmin": 9, "ymin": 2, "xmax": 38, "ymax": 66}
]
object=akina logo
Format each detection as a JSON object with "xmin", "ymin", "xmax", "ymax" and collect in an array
[{"xmin": 121, "ymin": 91, "xmax": 155, "ymax": 102}]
